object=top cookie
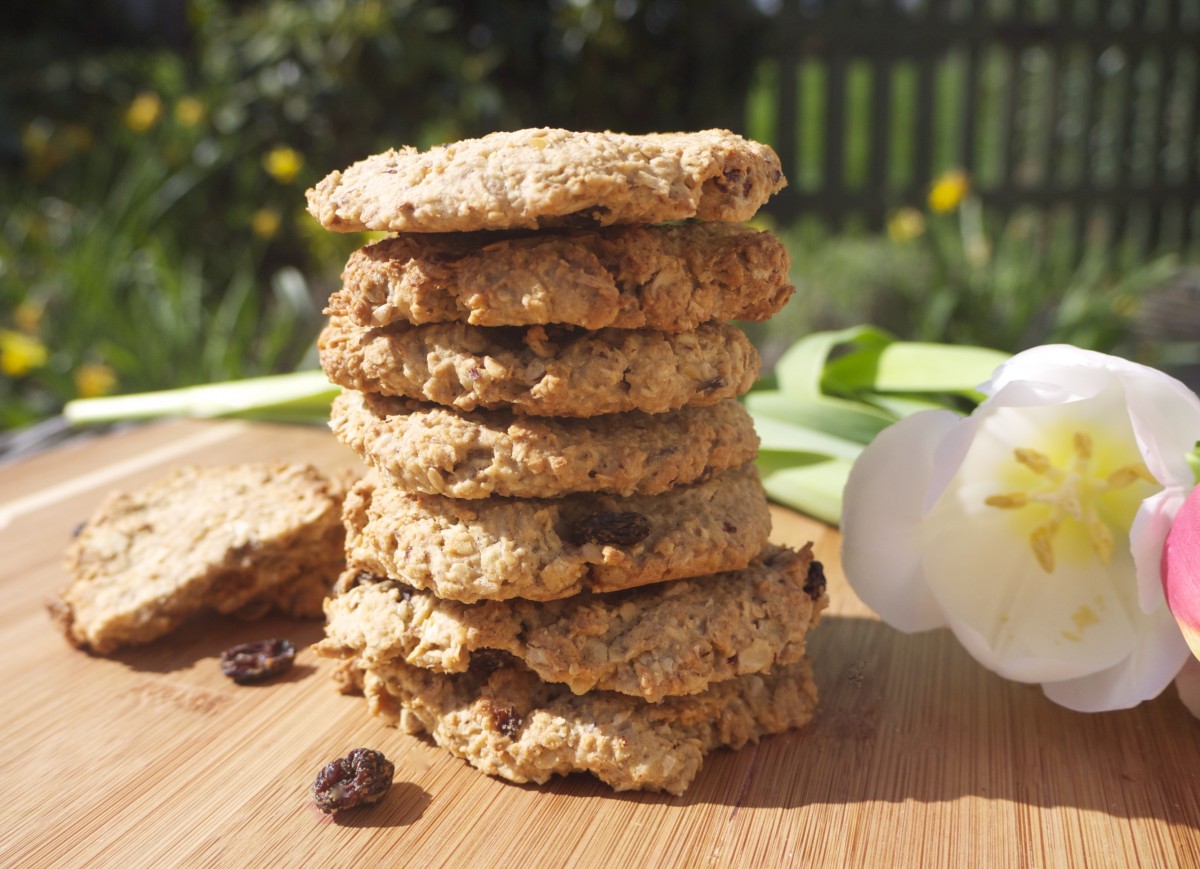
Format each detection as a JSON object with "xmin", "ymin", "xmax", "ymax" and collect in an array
[{"xmin": 305, "ymin": 128, "xmax": 786, "ymax": 233}]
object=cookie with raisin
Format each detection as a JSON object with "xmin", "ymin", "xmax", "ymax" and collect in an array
[
  {"xmin": 361, "ymin": 656, "xmax": 817, "ymax": 795},
  {"xmin": 316, "ymin": 545, "xmax": 826, "ymax": 703},
  {"xmin": 340, "ymin": 465, "xmax": 772, "ymax": 603}
]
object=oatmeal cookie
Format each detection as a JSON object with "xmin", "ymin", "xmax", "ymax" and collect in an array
[
  {"xmin": 341, "ymin": 465, "xmax": 772, "ymax": 602},
  {"xmin": 305, "ymin": 128, "xmax": 786, "ymax": 233},
  {"xmin": 318, "ymin": 317, "xmax": 759, "ymax": 418},
  {"xmin": 328, "ymin": 222, "xmax": 793, "ymax": 331},
  {"xmin": 330, "ymin": 390, "xmax": 759, "ymax": 499},
  {"xmin": 52, "ymin": 463, "xmax": 346, "ymax": 654},
  {"xmin": 361, "ymin": 656, "xmax": 817, "ymax": 794},
  {"xmin": 316, "ymin": 545, "xmax": 826, "ymax": 702}
]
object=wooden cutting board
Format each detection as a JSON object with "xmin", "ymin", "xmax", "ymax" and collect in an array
[{"xmin": 3, "ymin": 419, "xmax": 1199, "ymax": 867}]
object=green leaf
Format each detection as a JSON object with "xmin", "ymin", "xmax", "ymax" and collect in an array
[
  {"xmin": 820, "ymin": 342, "xmax": 888, "ymax": 395},
  {"xmin": 746, "ymin": 390, "xmax": 895, "ymax": 444},
  {"xmin": 754, "ymin": 448, "xmax": 832, "ymax": 474},
  {"xmin": 775, "ymin": 325, "xmax": 894, "ymax": 399},
  {"xmin": 750, "ymin": 414, "xmax": 866, "ymax": 462},
  {"xmin": 863, "ymin": 392, "xmax": 956, "ymax": 418},
  {"xmin": 63, "ymin": 370, "xmax": 338, "ymax": 425},
  {"xmin": 872, "ymin": 342, "xmax": 1010, "ymax": 396},
  {"xmin": 759, "ymin": 458, "xmax": 855, "ymax": 526}
]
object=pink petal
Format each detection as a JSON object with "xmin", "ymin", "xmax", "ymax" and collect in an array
[{"xmin": 1162, "ymin": 483, "xmax": 1200, "ymax": 660}]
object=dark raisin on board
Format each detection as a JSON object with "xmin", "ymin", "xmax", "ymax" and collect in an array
[
  {"xmin": 312, "ymin": 748, "xmax": 395, "ymax": 814},
  {"xmin": 568, "ymin": 511, "xmax": 651, "ymax": 547},
  {"xmin": 219, "ymin": 638, "xmax": 296, "ymax": 684}
]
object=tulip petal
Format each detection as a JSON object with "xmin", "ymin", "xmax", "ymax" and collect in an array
[
  {"xmin": 1041, "ymin": 604, "xmax": 1189, "ymax": 712},
  {"xmin": 921, "ymin": 395, "xmax": 1153, "ymax": 686},
  {"xmin": 984, "ymin": 345, "xmax": 1200, "ymax": 487},
  {"xmin": 923, "ymin": 504, "xmax": 1139, "ymax": 684},
  {"xmin": 1132, "ymin": 488, "xmax": 1185, "ymax": 614},
  {"xmin": 841, "ymin": 410, "xmax": 959, "ymax": 632},
  {"xmin": 982, "ymin": 344, "xmax": 1116, "ymax": 403},
  {"xmin": 1162, "ymin": 483, "xmax": 1200, "ymax": 659},
  {"xmin": 1120, "ymin": 373, "xmax": 1200, "ymax": 487}
]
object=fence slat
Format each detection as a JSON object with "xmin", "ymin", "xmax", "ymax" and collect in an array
[
  {"xmin": 869, "ymin": 56, "xmax": 893, "ymax": 222},
  {"xmin": 914, "ymin": 56, "xmax": 937, "ymax": 189},
  {"xmin": 822, "ymin": 54, "xmax": 848, "ymax": 225},
  {"xmin": 1146, "ymin": 49, "xmax": 1175, "ymax": 250},
  {"xmin": 959, "ymin": 0, "xmax": 984, "ymax": 175},
  {"xmin": 776, "ymin": 52, "xmax": 798, "ymax": 201},
  {"xmin": 1184, "ymin": 57, "xmax": 1200, "ymax": 249}
]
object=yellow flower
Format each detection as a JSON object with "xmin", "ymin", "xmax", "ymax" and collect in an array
[
  {"xmin": 13, "ymin": 301, "xmax": 43, "ymax": 334},
  {"xmin": 251, "ymin": 208, "xmax": 281, "ymax": 239},
  {"xmin": 928, "ymin": 170, "xmax": 970, "ymax": 213},
  {"xmin": 263, "ymin": 146, "xmax": 303, "ymax": 184},
  {"xmin": 0, "ymin": 330, "xmax": 48, "ymax": 377},
  {"xmin": 887, "ymin": 207, "xmax": 926, "ymax": 242},
  {"xmin": 174, "ymin": 96, "xmax": 205, "ymax": 128},
  {"xmin": 20, "ymin": 120, "xmax": 64, "ymax": 178},
  {"xmin": 125, "ymin": 91, "xmax": 163, "ymax": 133},
  {"xmin": 20, "ymin": 120, "xmax": 52, "ymax": 159},
  {"xmin": 75, "ymin": 363, "xmax": 118, "ymax": 398},
  {"xmin": 62, "ymin": 124, "xmax": 94, "ymax": 153}
]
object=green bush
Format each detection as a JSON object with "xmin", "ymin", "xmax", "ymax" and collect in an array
[
  {"xmin": 1, "ymin": 1, "xmax": 1193, "ymax": 429},
  {"xmin": 0, "ymin": 0, "xmax": 772, "ymax": 427},
  {"xmin": 748, "ymin": 188, "xmax": 1186, "ymax": 384}
]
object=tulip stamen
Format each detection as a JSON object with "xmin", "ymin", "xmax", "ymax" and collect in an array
[{"xmin": 986, "ymin": 430, "xmax": 1154, "ymax": 574}]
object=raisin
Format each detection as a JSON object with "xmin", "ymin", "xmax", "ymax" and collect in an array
[
  {"xmin": 699, "ymin": 376, "xmax": 726, "ymax": 392},
  {"xmin": 568, "ymin": 511, "xmax": 651, "ymax": 547},
  {"xmin": 312, "ymin": 748, "xmax": 395, "ymax": 814},
  {"xmin": 804, "ymin": 560, "xmax": 827, "ymax": 601},
  {"xmin": 470, "ymin": 649, "xmax": 514, "ymax": 678},
  {"xmin": 490, "ymin": 704, "xmax": 524, "ymax": 739},
  {"xmin": 539, "ymin": 205, "xmax": 611, "ymax": 227},
  {"xmin": 712, "ymin": 168, "xmax": 743, "ymax": 194},
  {"xmin": 219, "ymin": 638, "xmax": 295, "ymax": 684}
]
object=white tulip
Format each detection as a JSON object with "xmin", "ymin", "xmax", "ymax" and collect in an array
[{"xmin": 842, "ymin": 345, "xmax": 1200, "ymax": 712}]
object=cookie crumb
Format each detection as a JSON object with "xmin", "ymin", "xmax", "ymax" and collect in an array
[{"xmin": 847, "ymin": 660, "xmax": 867, "ymax": 688}]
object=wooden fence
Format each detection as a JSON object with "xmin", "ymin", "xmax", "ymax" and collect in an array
[{"xmin": 752, "ymin": 0, "xmax": 1200, "ymax": 258}]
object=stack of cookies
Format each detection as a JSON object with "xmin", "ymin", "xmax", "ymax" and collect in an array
[{"xmin": 306, "ymin": 128, "xmax": 827, "ymax": 795}]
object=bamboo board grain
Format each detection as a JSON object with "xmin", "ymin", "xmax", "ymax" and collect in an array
[{"xmin": 2, "ymin": 418, "xmax": 1199, "ymax": 867}]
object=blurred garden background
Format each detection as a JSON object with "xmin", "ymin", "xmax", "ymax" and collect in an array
[{"xmin": 2, "ymin": 0, "xmax": 1198, "ymax": 432}]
